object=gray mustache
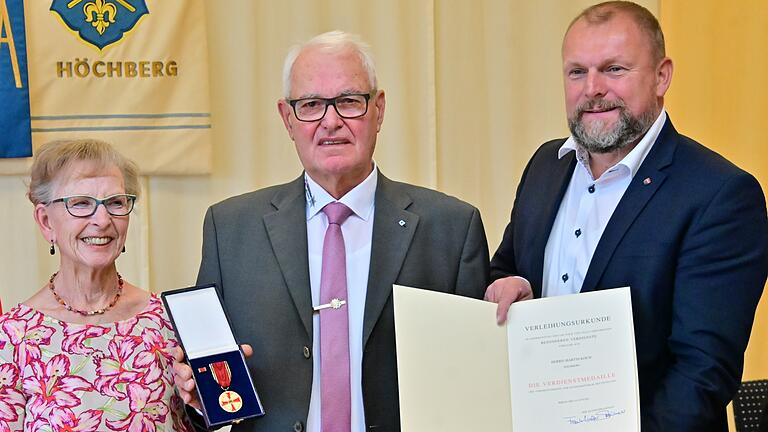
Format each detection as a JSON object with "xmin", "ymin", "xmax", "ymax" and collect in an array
[{"xmin": 576, "ymin": 100, "xmax": 625, "ymax": 117}]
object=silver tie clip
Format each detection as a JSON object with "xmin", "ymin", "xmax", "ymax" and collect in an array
[{"xmin": 313, "ymin": 298, "xmax": 346, "ymax": 311}]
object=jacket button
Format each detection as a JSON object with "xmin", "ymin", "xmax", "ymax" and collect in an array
[
  {"xmin": 303, "ymin": 346, "xmax": 311, "ymax": 359},
  {"xmin": 293, "ymin": 420, "xmax": 304, "ymax": 432}
]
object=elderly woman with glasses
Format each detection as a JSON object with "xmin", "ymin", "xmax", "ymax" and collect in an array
[{"xmin": 0, "ymin": 139, "xmax": 192, "ymax": 431}]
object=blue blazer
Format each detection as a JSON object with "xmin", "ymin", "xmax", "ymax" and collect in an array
[{"xmin": 491, "ymin": 118, "xmax": 768, "ymax": 432}]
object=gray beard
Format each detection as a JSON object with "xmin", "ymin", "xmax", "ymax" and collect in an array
[{"xmin": 568, "ymin": 104, "xmax": 656, "ymax": 154}]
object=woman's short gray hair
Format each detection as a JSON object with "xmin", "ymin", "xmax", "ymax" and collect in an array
[
  {"xmin": 282, "ymin": 30, "xmax": 378, "ymax": 98},
  {"xmin": 28, "ymin": 138, "xmax": 140, "ymax": 205}
]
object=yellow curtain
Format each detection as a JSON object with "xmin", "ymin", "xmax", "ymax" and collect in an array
[
  {"xmin": 661, "ymin": 0, "xmax": 768, "ymax": 382},
  {"xmin": 9, "ymin": 0, "xmax": 764, "ymax": 388},
  {"xmin": 661, "ymin": 2, "xmax": 768, "ymax": 429},
  {"xmin": 6, "ymin": 0, "xmax": 661, "ymax": 305},
  {"xmin": 10, "ymin": 2, "xmax": 766, "ymax": 430}
]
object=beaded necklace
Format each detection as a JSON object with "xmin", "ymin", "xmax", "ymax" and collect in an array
[{"xmin": 48, "ymin": 271, "xmax": 124, "ymax": 316}]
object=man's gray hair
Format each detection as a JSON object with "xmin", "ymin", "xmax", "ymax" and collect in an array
[{"xmin": 282, "ymin": 30, "xmax": 378, "ymax": 98}]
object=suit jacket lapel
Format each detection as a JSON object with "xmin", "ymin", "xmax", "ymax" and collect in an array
[
  {"xmin": 581, "ymin": 119, "xmax": 677, "ymax": 292},
  {"xmin": 529, "ymin": 149, "xmax": 577, "ymax": 298},
  {"xmin": 263, "ymin": 176, "xmax": 313, "ymax": 338},
  {"xmin": 363, "ymin": 173, "xmax": 418, "ymax": 346}
]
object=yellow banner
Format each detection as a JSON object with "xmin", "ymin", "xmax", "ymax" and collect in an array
[{"xmin": 0, "ymin": 0, "xmax": 211, "ymax": 175}]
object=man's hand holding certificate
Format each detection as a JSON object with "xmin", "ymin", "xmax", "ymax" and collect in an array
[{"xmin": 393, "ymin": 286, "xmax": 639, "ymax": 431}]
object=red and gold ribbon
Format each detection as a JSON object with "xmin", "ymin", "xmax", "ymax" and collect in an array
[{"xmin": 209, "ymin": 360, "xmax": 232, "ymax": 389}]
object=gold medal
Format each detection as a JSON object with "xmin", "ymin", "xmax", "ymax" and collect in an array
[
  {"xmin": 218, "ymin": 390, "xmax": 243, "ymax": 413},
  {"xmin": 210, "ymin": 361, "xmax": 243, "ymax": 413}
]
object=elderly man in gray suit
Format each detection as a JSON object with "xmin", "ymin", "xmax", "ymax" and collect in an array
[{"xmin": 173, "ymin": 31, "xmax": 527, "ymax": 432}]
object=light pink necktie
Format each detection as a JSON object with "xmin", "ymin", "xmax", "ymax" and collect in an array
[{"xmin": 320, "ymin": 202, "xmax": 353, "ymax": 432}]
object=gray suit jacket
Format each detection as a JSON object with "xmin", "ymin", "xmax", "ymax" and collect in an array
[{"xmin": 196, "ymin": 172, "xmax": 489, "ymax": 431}]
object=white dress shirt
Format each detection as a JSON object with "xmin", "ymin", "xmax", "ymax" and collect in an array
[
  {"xmin": 304, "ymin": 166, "xmax": 378, "ymax": 432},
  {"xmin": 542, "ymin": 110, "xmax": 667, "ymax": 297}
]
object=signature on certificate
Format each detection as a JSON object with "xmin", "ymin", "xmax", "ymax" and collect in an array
[{"xmin": 565, "ymin": 409, "xmax": 626, "ymax": 424}]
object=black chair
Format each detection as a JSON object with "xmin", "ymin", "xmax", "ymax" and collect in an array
[
  {"xmin": 733, "ymin": 379, "xmax": 768, "ymax": 431},
  {"xmin": 761, "ymin": 401, "xmax": 768, "ymax": 432}
]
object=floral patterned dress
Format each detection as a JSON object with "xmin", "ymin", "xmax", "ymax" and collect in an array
[{"xmin": 0, "ymin": 295, "xmax": 193, "ymax": 432}]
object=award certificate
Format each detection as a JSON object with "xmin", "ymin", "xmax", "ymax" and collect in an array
[{"xmin": 393, "ymin": 286, "xmax": 639, "ymax": 431}]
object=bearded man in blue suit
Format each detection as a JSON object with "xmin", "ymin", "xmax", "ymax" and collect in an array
[{"xmin": 487, "ymin": 2, "xmax": 768, "ymax": 431}]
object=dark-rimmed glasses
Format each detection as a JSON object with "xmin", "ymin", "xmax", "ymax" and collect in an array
[
  {"xmin": 46, "ymin": 194, "xmax": 137, "ymax": 217},
  {"xmin": 288, "ymin": 92, "xmax": 374, "ymax": 122}
]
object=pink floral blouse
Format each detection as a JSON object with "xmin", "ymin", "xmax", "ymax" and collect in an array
[{"xmin": 0, "ymin": 295, "xmax": 193, "ymax": 432}]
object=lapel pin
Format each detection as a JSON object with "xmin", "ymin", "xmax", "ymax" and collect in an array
[
  {"xmin": 643, "ymin": 177, "xmax": 652, "ymax": 185},
  {"xmin": 398, "ymin": 219, "xmax": 406, "ymax": 227}
]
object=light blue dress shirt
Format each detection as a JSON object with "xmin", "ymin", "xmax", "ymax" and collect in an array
[
  {"xmin": 304, "ymin": 166, "xmax": 378, "ymax": 432},
  {"xmin": 542, "ymin": 110, "xmax": 667, "ymax": 297}
]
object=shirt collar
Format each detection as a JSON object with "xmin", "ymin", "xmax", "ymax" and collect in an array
[
  {"xmin": 558, "ymin": 108, "xmax": 668, "ymax": 178},
  {"xmin": 305, "ymin": 163, "xmax": 378, "ymax": 222}
]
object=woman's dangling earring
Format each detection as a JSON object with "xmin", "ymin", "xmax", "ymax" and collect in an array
[
  {"xmin": 122, "ymin": 245, "xmax": 126, "ymax": 253},
  {"xmin": 50, "ymin": 240, "xmax": 56, "ymax": 255}
]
